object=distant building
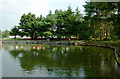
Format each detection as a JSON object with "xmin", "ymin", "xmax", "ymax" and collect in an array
[
  {"xmin": 21, "ymin": 36, "xmax": 31, "ymax": 39},
  {"xmin": 8, "ymin": 35, "xmax": 21, "ymax": 39}
]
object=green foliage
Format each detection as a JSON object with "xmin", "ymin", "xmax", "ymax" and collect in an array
[
  {"xmin": 113, "ymin": 2, "xmax": 120, "ymax": 38},
  {"xmin": 2, "ymin": 30, "xmax": 10, "ymax": 38},
  {"xmin": 102, "ymin": 37, "xmax": 111, "ymax": 41},
  {"xmin": 54, "ymin": 6, "xmax": 83, "ymax": 39},
  {"xmin": 18, "ymin": 12, "xmax": 57, "ymax": 39},
  {"xmin": 9, "ymin": 3, "xmax": 120, "ymax": 41},
  {"xmin": 44, "ymin": 31, "xmax": 52, "ymax": 38},
  {"xmin": 83, "ymin": 2, "xmax": 120, "ymax": 41},
  {"xmin": 19, "ymin": 12, "xmax": 38, "ymax": 39},
  {"xmin": 10, "ymin": 26, "xmax": 19, "ymax": 39},
  {"xmin": 78, "ymin": 21, "xmax": 93, "ymax": 40}
]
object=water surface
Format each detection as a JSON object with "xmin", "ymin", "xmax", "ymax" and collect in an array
[
  {"xmin": 0, "ymin": 45, "xmax": 2, "ymax": 78},
  {"xmin": 2, "ymin": 44, "xmax": 120, "ymax": 77}
]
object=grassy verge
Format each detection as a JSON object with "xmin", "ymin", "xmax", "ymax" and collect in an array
[
  {"xmin": 2, "ymin": 39, "xmax": 120, "ymax": 47},
  {"xmin": 3, "ymin": 39, "xmax": 21, "ymax": 41},
  {"xmin": 85, "ymin": 40, "xmax": 120, "ymax": 47}
]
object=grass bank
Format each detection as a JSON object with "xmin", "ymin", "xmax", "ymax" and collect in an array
[
  {"xmin": 3, "ymin": 39, "xmax": 21, "ymax": 41},
  {"xmin": 82, "ymin": 40, "xmax": 120, "ymax": 47}
]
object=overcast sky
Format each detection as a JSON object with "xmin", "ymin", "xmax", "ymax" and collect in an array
[{"xmin": 0, "ymin": 0, "xmax": 86, "ymax": 31}]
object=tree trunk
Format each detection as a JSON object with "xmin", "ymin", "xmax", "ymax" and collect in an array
[
  {"xmin": 105, "ymin": 24, "xmax": 108, "ymax": 40},
  {"xmin": 100, "ymin": 29, "xmax": 103, "ymax": 41},
  {"xmin": 57, "ymin": 36, "xmax": 60, "ymax": 39},
  {"xmin": 100, "ymin": 36, "xmax": 102, "ymax": 41},
  {"xmin": 31, "ymin": 35, "xmax": 33, "ymax": 39},
  {"xmin": 106, "ymin": 31, "xmax": 108, "ymax": 40},
  {"xmin": 94, "ymin": 25, "xmax": 96, "ymax": 40},
  {"xmin": 15, "ymin": 35, "xmax": 16, "ymax": 39},
  {"xmin": 41, "ymin": 36, "xmax": 43, "ymax": 39},
  {"xmin": 60, "ymin": 36, "xmax": 62, "ymax": 40}
]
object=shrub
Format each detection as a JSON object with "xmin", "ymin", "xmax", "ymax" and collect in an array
[{"xmin": 103, "ymin": 37, "xmax": 111, "ymax": 41}]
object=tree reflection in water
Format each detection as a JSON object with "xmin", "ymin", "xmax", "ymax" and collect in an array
[{"xmin": 8, "ymin": 44, "xmax": 120, "ymax": 77}]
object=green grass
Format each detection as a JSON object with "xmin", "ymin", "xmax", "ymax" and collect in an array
[
  {"xmin": 3, "ymin": 38, "xmax": 21, "ymax": 41},
  {"xmin": 2, "ymin": 38, "xmax": 120, "ymax": 47},
  {"xmin": 86, "ymin": 40, "xmax": 120, "ymax": 47}
]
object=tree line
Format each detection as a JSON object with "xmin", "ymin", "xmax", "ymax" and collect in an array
[
  {"xmin": 84, "ymin": 2, "xmax": 120, "ymax": 41},
  {"xmin": 0, "ymin": 29, "xmax": 9, "ymax": 39},
  {"xmin": 10, "ymin": 2, "xmax": 120, "ymax": 41}
]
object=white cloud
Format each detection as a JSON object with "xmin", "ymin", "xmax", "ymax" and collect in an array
[
  {"xmin": 1, "ymin": 0, "xmax": 49, "ymax": 16},
  {"xmin": 46, "ymin": 0, "xmax": 86, "ymax": 2},
  {"xmin": 1, "ymin": 0, "xmax": 50, "ymax": 31},
  {"xmin": 1, "ymin": 0, "xmax": 85, "ymax": 31},
  {"xmin": 31, "ymin": 0, "xmax": 50, "ymax": 17}
]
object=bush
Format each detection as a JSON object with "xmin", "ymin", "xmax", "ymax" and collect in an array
[
  {"xmin": 103, "ymin": 37, "xmax": 111, "ymax": 41},
  {"xmin": 111, "ymin": 36, "xmax": 118, "ymax": 41}
]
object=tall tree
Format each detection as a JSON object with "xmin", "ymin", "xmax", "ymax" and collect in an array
[
  {"xmin": 10, "ymin": 26, "xmax": 19, "ymax": 39},
  {"xmin": 84, "ymin": 2, "xmax": 117, "ymax": 40},
  {"xmin": 37, "ymin": 16, "xmax": 49, "ymax": 38},
  {"xmin": 19, "ymin": 12, "xmax": 38, "ymax": 39},
  {"xmin": 71, "ymin": 7, "xmax": 83, "ymax": 38},
  {"xmin": 2, "ymin": 30, "xmax": 10, "ymax": 38},
  {"xmin": 113, "ymin": 2, "xmax": 120, "ymax": 39},
  {"xmin": 78, "ymin": 21, "xmax": 92, "ymax": 40},
  {"xmin": 55, "ymin": 9, "xmax": 66, "ymax": 39},
  {"xmin": 64, "ymin": 6, "xmax": 74, "ymax": 37}
]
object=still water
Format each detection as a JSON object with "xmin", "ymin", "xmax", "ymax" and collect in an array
[{"xmin": 1, "ymin": 44, "xmax": 120, "ymax": 77}]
